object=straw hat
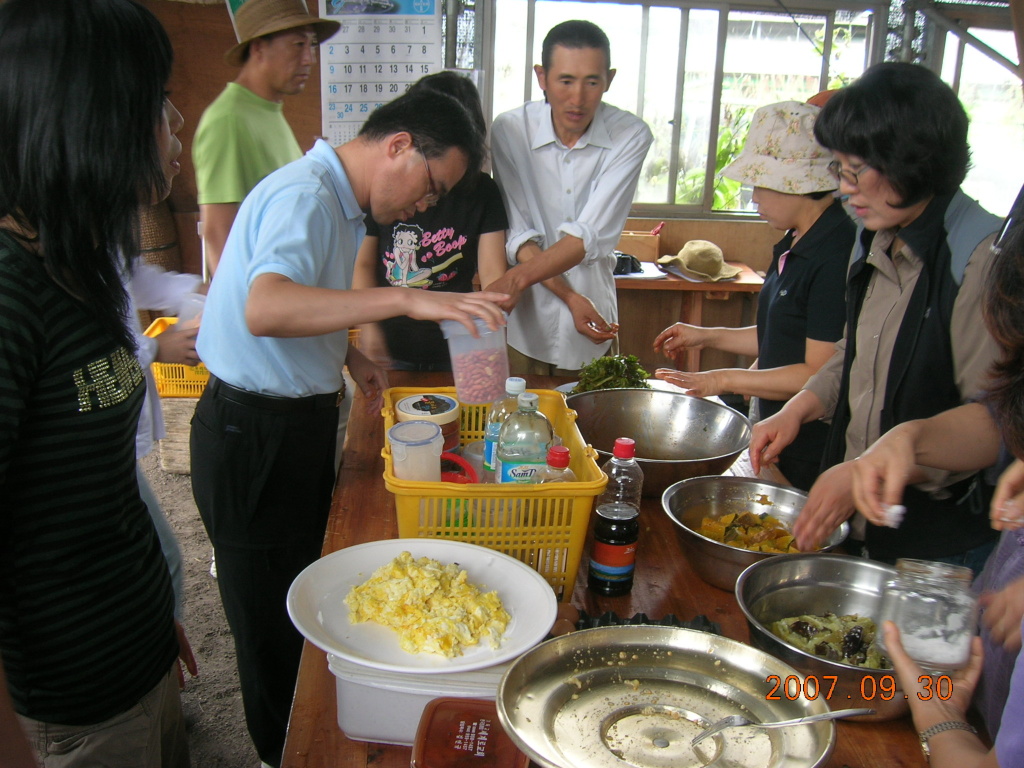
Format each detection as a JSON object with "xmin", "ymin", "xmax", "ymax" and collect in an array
[
  {"xmin": 657, "ymin": 240, "xmax": 742, "ymax": 282},
  {"xmin": 224, "ymin": 0, "xmax": 340, "ymax": 67},
  {"xmin": 720, "ymin": 101, "xmax": 836, "ymax": 195}
]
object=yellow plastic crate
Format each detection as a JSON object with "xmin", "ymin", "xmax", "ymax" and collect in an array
[
  {"xmin": 382, "ymin": 387, "xmax": 607, "ymax": 597},
  {"xmin": 143, "ymin": 317, "xmax": 209, "ymax": 398}
]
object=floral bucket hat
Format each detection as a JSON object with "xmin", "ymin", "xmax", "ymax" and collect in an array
[{"xmin": 721, "ymin": 101, "xmax": 836, "ymax": 195}]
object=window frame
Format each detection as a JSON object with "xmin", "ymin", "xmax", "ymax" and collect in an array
[{"xmin": 479, "ymin": 0, "xmax": 889, "ymax": 218}]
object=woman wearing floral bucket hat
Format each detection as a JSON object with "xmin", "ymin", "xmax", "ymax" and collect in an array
[{"xmin": 653, "ymin": 100, "xmax": 855, "ymax": 490}]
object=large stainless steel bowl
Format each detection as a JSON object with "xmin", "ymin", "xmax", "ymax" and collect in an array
[
  {"xmin": 497, "ymin": 625, "xmax": 836, "ymax": 768},
  {"xmin": 736, "ymin": 554, "xmax": 908, "ymax": 722},
  {"xmin": 565, "ymin": 389, "xmax": 751, "ymax": 496},
  {"xmin": 662, "ymin": 476, "xmax": 848, "ymax": 591}
]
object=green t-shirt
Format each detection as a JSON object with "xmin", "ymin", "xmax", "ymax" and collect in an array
[{"xmin": 193, "ymin": 82, "xmax": 303, "ymax": 205}]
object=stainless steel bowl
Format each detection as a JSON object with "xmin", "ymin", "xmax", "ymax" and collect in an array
[
  {"xmin": 662, "ymin": 476, "xmax": 848, "ymax": 591},
  {"xmin": 565, "ymin": 389, "xmax": 751, "ymax": 497},
  {"xmin": 497, "ymin": 625, "xmax": 836, "ymax": 768},
  {"xmin": 736, "ymin": 554, "xmax": 908, "ymax": 722}
]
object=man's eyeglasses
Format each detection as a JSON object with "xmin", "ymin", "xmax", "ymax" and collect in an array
[
  {"xmin": 992, "ymin": 182, "xmax": 1024, "ymax": 256},
  {"xmin": 418, "ymin": 151, "xmax": 440, "ymax": 208},
  {"xmin": 827, "ymin": 160, "xmax": 871, "ymax": 188}
]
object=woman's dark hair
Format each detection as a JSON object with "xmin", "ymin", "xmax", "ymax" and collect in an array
[
  {"xmin": 813, "ymin": 62, "xmax": 970, "ymax": 208},
  {"xmin": 409, "ymin": 71, "xmax": 486, "ymax": 136},
  {"xmin": 408, "ymin": 71, "xmax": 489, "ymax": 189},
  {"xmin": 984, "ymin": 200, "xmax": 1024, "ymax": 458},
  {"xmin": 359, "ymin": 89, "xmax": 484, "ymax": 175},
  {"xmin": 0, "ymin": 0, "xmax": 173, "ymax": 350}
]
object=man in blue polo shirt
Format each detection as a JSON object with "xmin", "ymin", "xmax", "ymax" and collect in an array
[{"xmin": 190, "ymin": 89, "xmax": 507, "ymax": 767}]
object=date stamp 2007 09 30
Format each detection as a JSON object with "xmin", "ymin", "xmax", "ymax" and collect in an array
[{"xmin": 765, "ymin": 674, "xmax": 955, "ymax": 702}]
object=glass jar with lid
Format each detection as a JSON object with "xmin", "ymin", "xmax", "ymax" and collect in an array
[{"xmin": 876, "ymin": 558, "xmax": 978, "ymax": 672}]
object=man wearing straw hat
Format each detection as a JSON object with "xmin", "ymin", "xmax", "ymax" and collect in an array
[{"xmin": 193, "ymin": 0, "xmax": 339, "ymax": 275}]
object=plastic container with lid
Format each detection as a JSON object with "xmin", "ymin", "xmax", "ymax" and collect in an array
[
  {"xmin": 412, "ymin": 697, "xmax": 530, "ymax": 768},
  {"xmin": 328, "ymin": 654, "xmax": 507, "ymax": 746},
  {"xmin": 440, "ymin": 316, "xmax": 510, "ymax": 405},
  {"xmin": 388, "ymin": 421, "xmax": 444, "ymax": 482},
  {"xmin": 396, "ymin": 393, "xmax": 461, "ymax": 453}
]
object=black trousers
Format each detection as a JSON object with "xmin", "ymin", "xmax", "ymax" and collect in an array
[{"xmin": 190, "ymin": 382, "xmax": 337, "ymax": 766}]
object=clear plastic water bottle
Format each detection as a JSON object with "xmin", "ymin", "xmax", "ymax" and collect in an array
[
  {"xmin": 596, "ymin": 437, "xmax": 644, "ymax": 511},
  {"xmin": 483, "ymin": 376, "xmax": 526, "ymax": 481},
  {"xmin": 497, "ymin": 393, "xmax": 553, "ymax": 484},
  {"xmin": 534, "ymin": 445, "xmax": 577, "ymax": 484}
]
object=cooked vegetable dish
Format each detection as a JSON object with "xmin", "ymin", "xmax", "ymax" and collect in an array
[
  {"xmin": 569, "ymin": 354, "xmax": 651, "ymax": 394},
  {"xmin": 769, "ymin": 612, "xmax": 892, "ymax": 669},
  {"xmin": 697, "ymin": 510, "xmax": 801, "ymax": 553}
]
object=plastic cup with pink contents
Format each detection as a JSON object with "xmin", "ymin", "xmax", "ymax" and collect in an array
[{"xmin": 440, "ymin": 314, "xmax": 510, "ymax": 405}]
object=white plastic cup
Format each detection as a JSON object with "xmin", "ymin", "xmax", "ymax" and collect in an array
[
  {"xmin": 389, "ymin": 421, "xmax": 443, "ymax": 482},
  {"xmin": 178, "ymin": 292, "xmax": 206, "ymax": 327}
]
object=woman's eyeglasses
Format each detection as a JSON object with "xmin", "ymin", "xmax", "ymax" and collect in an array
[{"xmin": 827, "ymin": 160, "xmax": 871, "ymax": 188}]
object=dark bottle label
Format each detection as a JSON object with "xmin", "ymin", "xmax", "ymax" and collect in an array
[{"xmin": 588, "ymin": 503, "xmax": 639, "ymax": 596}]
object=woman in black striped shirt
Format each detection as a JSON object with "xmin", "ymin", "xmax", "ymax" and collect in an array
[{"xmin": 0, "ymin": 1, "xmax": 192, "ymax": 765}]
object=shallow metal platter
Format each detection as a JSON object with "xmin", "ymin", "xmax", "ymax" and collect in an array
[{"xmin": 497, "ymin": 625, "xmax": 835, "ymax": 768}]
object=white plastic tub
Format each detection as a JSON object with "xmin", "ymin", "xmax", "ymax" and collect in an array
[{"xmin": 328, "ymin": 654, "xmax": 508, "ymax": 746}]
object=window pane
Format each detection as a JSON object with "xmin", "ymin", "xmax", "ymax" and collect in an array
[
  {"xmin": 675, "ymin": 9, "xmax": 720, "ymax": 205},
  {"xmin": 953, "ymin": 28, "xmax": 1024, "ymax": 216},
  {"xmin": 716, "ymin": 11, "xmax": 829, "ymax": 211},
  {"xmin": 830, "ymin": 9, "xmax": 873, "ymax": 87},
  {"xmin": 492, "ymin": 0, "xmax": 529, "ymax": 118},
  {"xmin": 637, "ymin": 6, "xmax": 680, "ymax": 203}
]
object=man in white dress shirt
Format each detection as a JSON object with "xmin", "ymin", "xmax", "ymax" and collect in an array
[{"xmin": 488, "ymin": 20, "xmax": 653, "ymax": 375}]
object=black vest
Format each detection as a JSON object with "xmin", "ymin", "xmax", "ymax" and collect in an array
[{"xmin": 823, "ymin": 191, "xmax": 1001, "ymax": 560}]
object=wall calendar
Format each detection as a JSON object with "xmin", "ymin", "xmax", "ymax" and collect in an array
[{"xmin": 318, "ymin": 0, "xmax": 443, "ymax": 144}]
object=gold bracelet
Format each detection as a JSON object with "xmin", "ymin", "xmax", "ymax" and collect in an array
[{"xmin": 918, "ymin": 720, "xmax": 977, "ymax": 761}]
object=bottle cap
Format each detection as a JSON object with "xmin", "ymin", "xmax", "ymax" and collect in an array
[
  {"xmin": 505, "ymin": 377, "xmax": 527, "ymax": 395},
  {"xmin": 517, "ymin": 392, "xmax": 539, "ymax": 410},
  {"xmin": 612, "ymin": 437, "xmax": 636, "ymax": 459},
  {"xmin": 546, "ymin": 445, "xmax": 570, "ymax": 468}
]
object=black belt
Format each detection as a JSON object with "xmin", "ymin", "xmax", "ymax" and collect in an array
[{"xmin": 208, "ymin": 376, "xmax": 345, "ymax": 413}]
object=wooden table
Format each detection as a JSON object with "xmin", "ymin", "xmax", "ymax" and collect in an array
[
  {"xmin": 281, "ymin": 372, "xmax": 924, "ymax": 768},
  {"xmin": 615, "ymin": 262, "xmax": 763, "ymax": 374}
]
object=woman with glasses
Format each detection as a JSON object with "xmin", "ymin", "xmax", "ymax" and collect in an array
[
  {"xmin": 843, "ymin": 191, "xmax": 1024, "ymax": 767},
  {"xmin": 652, "ymin": 100, "xmax": 855, "ymax": 491},
  {"xmin": 750, "ymin": 62, "xmax": 1003, "ymax": 572},
  {"xmin": 352, "ymin": 71, "xmax": 509, "ymax": 371}
]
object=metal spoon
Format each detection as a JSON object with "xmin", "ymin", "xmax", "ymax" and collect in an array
[{"xmin": 690, "ymin": 707, "xmax": 875, "ymax": 747}]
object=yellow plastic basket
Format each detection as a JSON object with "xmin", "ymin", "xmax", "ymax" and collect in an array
[
  {"xmin": 143, "ymin": 317, "xmax": 209, "ymax": 398},
  {"xmin": 382, "ymin": 387, "xmax": 606, "ymax": 597}
]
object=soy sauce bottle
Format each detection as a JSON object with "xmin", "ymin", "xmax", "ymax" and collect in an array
[{"xmin": 587, "ymin": 502, "xmax": 640, "ymax": 596}]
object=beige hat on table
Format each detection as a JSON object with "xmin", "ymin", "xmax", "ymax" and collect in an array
[
  {"xmin": 720, "ymin": 100, "xmax": 836, "ymax": 195},
  {"xmin": 658, "ymin": 240, "xmax": 742, "ymax": 282},
  {"xmin": 224, "ymin": 0, "xmax": 340, "ymax": 67}
]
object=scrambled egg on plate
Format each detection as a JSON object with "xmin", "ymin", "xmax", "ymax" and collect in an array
[{"xmin": 344, "ymin": 551, "xmax": 511, "ymax": 657}]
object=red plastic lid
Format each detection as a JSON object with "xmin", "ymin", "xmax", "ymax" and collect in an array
[
  {"xmin": 546, "ymin": 445, "xmax": 570, "ymax": 468},
  {"xmin": 412, "ymin": 698, "xmax": 529, "ymax": 768},
  {"xmin": 612, "ymin": 437, "xmax": 636, "ymax": 459}
]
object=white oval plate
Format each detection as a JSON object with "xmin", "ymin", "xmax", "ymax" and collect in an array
[{"xmin": 287, "ymin": 538, "xmax": 557, "ymax": 674}]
